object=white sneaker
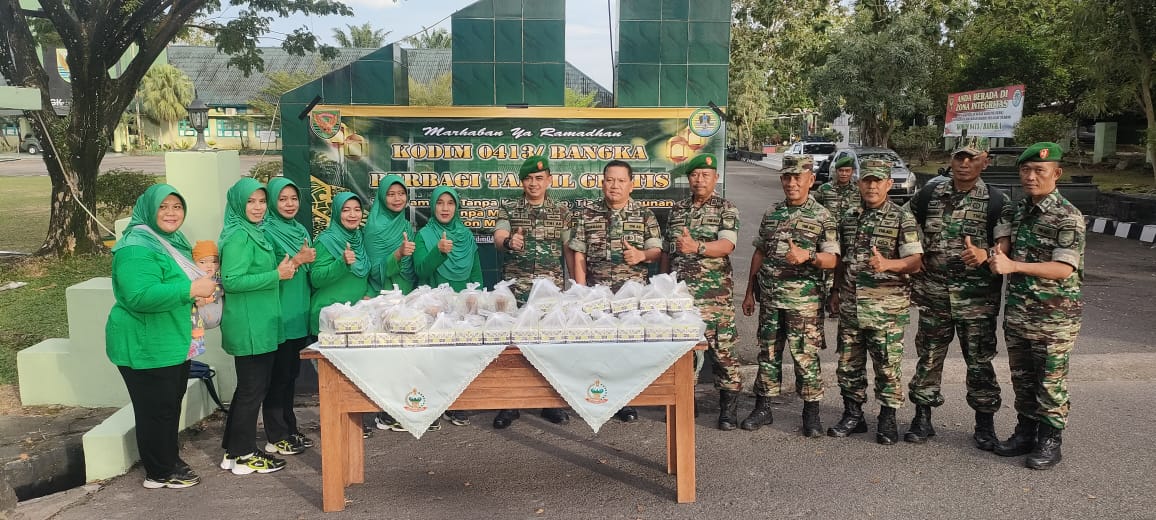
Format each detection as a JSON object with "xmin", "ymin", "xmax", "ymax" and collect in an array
[
  {"xmin": 230, "ymin": 451, "xmax": 286, "ymax": 475},
  {"xmin": 220, "ymin": 454, "xmax": 235, "ymax": 471}
]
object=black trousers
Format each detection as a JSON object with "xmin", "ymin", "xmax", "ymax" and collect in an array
[
  {"xmin": 263, "ymin": 336, "xmax": 310, "ymax": 443},
  {"xmin": 222, "ymin": 351, "xmax": 275, "ymax": 457},
  {"xmin": 118, "ymin": 361, "xmax": 190, "ymax": 480}
]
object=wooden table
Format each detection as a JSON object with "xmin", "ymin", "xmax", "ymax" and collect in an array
[{"xmin": 301, "ymin": 344, "xmax": 702, "ymax": 512}]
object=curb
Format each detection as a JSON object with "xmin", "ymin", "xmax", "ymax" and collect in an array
[{"xmin": 1086, "ymin": 216, "xmax": 1156, "ymax": 245}]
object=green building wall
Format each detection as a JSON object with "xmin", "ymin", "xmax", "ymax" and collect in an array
[
  {"xmin": 451, "ymin": 0, "xmax": 567, "ymax": 106},
  {"xmin": 616, "ymin": 0, "xmax": 730, "ymax": 107}
]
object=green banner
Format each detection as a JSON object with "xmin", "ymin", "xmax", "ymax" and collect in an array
[{"xmin": 303, "ymin": 106, "xmax": 726, "ymax": 239}]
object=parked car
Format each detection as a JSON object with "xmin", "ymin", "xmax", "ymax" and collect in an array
[
  {"xmin": 785, "ymin": 140, "xmax": 837, "ymax": 179},
  {"xmin": 824, "ymin": 146, "xmax": 918, "ymax": 202},
  {"xmin": 19, "ymin": 135, "xmax": 40, "ymax": 155}
]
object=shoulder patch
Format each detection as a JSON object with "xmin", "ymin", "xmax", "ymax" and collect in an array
[{"xmin": 1057, "ymin": 229, "xmax": 1076, "ymax": 248}]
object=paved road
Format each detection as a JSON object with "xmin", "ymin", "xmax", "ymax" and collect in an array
[
  {"xmin": 25, "ymin": 159, "xmax": 1156, "ymax": 520},
  {"xmin": 0, "ymin": 152, "xmax": 275, "ymax": 177}
]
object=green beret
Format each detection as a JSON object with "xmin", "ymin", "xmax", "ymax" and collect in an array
[
  {"xmin": 684, "ymin": 153, "xmax": 718, "ymax": 173},
  {"xmin": 833, "ymin": 156, "xmax": 855, "ymax": 169},
  {"xmin": 518, "ymin": 155, "xmax": 550, "ymax": 179},
  {"xmin": 1016, "ymin": 142, "xmax": 1063, "ymax": 165},
  {"xmin": 858, "ymin": 158, "xmax": 892, "ymax": 180}
]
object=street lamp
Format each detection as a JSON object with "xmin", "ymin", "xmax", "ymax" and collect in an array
[{"xmin": 187, "ymin": 96, "xmax": 209, "ymax": 151}]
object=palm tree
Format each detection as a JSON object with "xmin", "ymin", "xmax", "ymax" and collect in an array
[
  {"xmin": 332, "ymin": 23, "xmax": 390, "ymax": 48},
  {"xmin": 137, "ymin": 64, "xmax": 194, "ymax": 145},
  {"xmin": 402, "ymin": 28, "xmax": 452, "ymax": 49}
]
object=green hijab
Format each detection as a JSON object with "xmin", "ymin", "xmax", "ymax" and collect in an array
[
  {"xmin": 417, "ymin": 186, "xmax": 477, "ymax": 282},
  {"xmin": 263, "ymin": 177, "xmax": 312, "ymax": 268},
  {"xmin": 111, "ymin": 183, "xmax": 192, "ymax": 258},
  {"xmin": 316, "ymin": 191, "xmax": 370, "ymax": 278},
  {"xmin": 364, "ymin": 175, "xmax": 415, "ymax": 285},
  {"xmin": 220, "ymin": 177, "xmax": 272, "ymax": 250}
]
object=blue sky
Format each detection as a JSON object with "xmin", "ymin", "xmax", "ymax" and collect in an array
[{"xmin": 261, "ymin": 0, "xmax": 618, "ymax": 88}]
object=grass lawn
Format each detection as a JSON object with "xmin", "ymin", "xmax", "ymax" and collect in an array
[
  {"xmin": 0, "ymin": 176, "xmax": 51, "ymax": 253},
  {"xmin": 0, "ymin": 254, "xmax": 112, "ymax": 385}
]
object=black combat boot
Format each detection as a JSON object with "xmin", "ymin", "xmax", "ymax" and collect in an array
[
  {"xmin": 827, "ymin": 398, "xmax": 868, "ymax": 437},
  {"xmin": 493, "ymin": 409, "xmax": 520, "ymax": 429},
  {"xmin": 1025, "ymin": 424, "xmax": 1063, "ymax": 470},
  {"xmin": 974, "ymin": 411, "xmax": 999, "ymax": 451},
  {"xmin": 801, "ymin": 401, "xmax": 823, "ymax": 438},
  {"xmin": 994, "ymin": 415, "xmax": 1038, "ymax": 457},
  {"xmin": 718, "ymin": 390, "xmax": 741, "ymax": 431},
  {"xmin": 740, "ymin": 396, "xmax": 774, "ymax": 431},
  {"xmin": 876, "ymin": 406, "xmax": 899, "ymax": 445},
  {"xmin": 540, "ymin": 408, "xmax": 569, "ymax": 425},
  {"xmin": 904, "ymin": 404, "xmax": 935, "ymax": 444}
]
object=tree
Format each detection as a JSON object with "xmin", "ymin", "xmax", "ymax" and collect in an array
[
  {"xmin": 1074, "ymin": 0, "xmax": 1156, "ymax": 180},
  {"xmin": 0, "ymin": 0, "xmax": 351, "ymax": 255},
  {"xmin": 564, "ymin": 88, "xmax": 596, "ymax": 108},
  {"xmin": 138, "ymin": 65, "xmax": 194, "ymax": 144},
  {"xmin": 332, "ymin": 23, "xmax": 389, "ymax": 48},
  {"xmin": 810, "ymin": 7, "xmax": 939, "ymax": 147},
  {"xmin": 247, "ymin": 69, "xmax": 324, "ymax": 132},
  {"xmin": 408, "ymin": 74, "xmax": 452, "ymax": 106},
  {"xmin": 402, "ymin": 28, "xmax": 451, "ymax": 49}
]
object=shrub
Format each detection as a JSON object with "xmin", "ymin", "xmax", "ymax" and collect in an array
[
  {"xmin": 249, "ymin": 160, "xmax": 282, "ymax": 183},
  {"xmin": 1014, "ymin": 113, "xmax": 1073, "ymax": 146},
  {"xmin": 891, "ymin": 125, "xmax": 941, "ymax": 166},
  {"xmin": 96, "ymin": 168, "xmax": 157, "ymax": 221}
]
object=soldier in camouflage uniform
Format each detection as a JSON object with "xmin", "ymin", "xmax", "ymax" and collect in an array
[
  {"xmin": 827, "ymin": 161, "xmax": 923, "ymax": 445},
  {"xmin": 660, "ymin": 153, "xmax": 744, "ymax": 431},
  {"xmin": 903, "ymin": 137, "xmax": 1013, "ymax": 450},
  {"xmin": 814, "ymin": 153, "xmax": 863, "ymax": 349},
  {"xmin": 740, "ymin": 155, "xmax": 839, "ymax": 437},
  {"xmin": 571, "ymin": 159, "xmax": 664, "ymax": 422},
  {"xmin": 491, "ymin": 155, "xmax": 573, "ymax": 429},
  {"xmin": 989, "ymin": 142, "xmax": 1084, "ymax": 470}
]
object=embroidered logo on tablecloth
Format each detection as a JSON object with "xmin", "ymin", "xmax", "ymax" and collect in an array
[
  {"xmin": 585, "ymin": 380, "xmax": 608, "ymax": 404},
  {"xmin": 404, "ymin": 388, "xmax": 427, "ymax": 412}
]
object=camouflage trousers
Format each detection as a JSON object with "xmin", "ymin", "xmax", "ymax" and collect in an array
[
  {"xmin": 836, "ymin": 312, "xmax": 907, "ymax": 409},
  {"xmin": 691, "ymin": 305, "xmax": 743, "ymax": 392},
  {"xmin": 907, "ymin": 306, "xmax": 1002, "ymax": 413},
  {"xmin": 754, "ymin": 305, "xmax": 824, "ymax": 401},
  {"xmin": 1005, "ymin": 327, "xmax": 1077, "ymax": 430}
]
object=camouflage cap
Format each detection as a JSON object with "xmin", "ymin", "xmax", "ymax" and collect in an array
[
  {"xmin": 518, "ymin": 155, "xmax": 550, "ymax": 179},
  {"xmin": 1016, "ymin": 142, "xmax": 1064, "ymax": 165},
  {"xmin": 684, "ymin": 153, "xmax": 718, "ymax": 173},
  {"xmin": 833, "ymin": 155, "xmax": 855, "ymax": 169},
  {"xmin": 859, "ymin": 158, "xmax": 892, "ymax": 180},
  {"xmin": 952, "ymin": 136, "xmax": 990, "ymax": 157},
  {"xmin": 780, "ymin": 154, "xmax": 814, "ymax": 175}
]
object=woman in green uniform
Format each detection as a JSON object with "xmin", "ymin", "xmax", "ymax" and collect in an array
[
  {"xmin": 107, "ymin": 184, "xmax": 216, "ymax": 489},
  {"xmin": 414, "ymin": 186, "xmax": 482, "ymax": 290},
  {"xmin": 261, "ymin": 177, "xmax": 316, "ymax": 454},
  {"xmin": 364, "ymin": 174, "xmax": 417, "ymax": 294},
  {"xmin": 219, "ymin": 177, "xmax": 295, "ymax": 475},
  {"xmin": 309, "ymin": 192, "xmax": 372, "ymax": 335}
]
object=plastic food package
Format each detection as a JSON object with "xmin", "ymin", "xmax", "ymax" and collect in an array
[
  {"xmin": 589, "ymin": 311, "xmax": 619, "ymax": 342},
  {"xmin": 376, "ymin": 331, "xmax": 404, "ymax": 347},
  {"xmin": 454, "ymin": 282, "xmax": 484, "ymax": 316},
  {"xmin": 483, "ymin": 312, "xmax": 516, "ymax": 345},
  {"xmin": 351, "ymin": 299, "xmax": 387, "ymax": 333},
  {"xmin": 511, "ymin": 306, "xmax": 541, "ymax": 345},
  {"xmin": 491, "ymin": 280, "xmax": 518, "ymax": 315},
  {"xmin": 563, "ymin": 308, "xmax": 595, "ymax": 343},
  {"xmin": 616, "ymin": 310, "xmax": 646, "ymax": 342},
  {"xmin": 638, "ymin": 279, "xmax": 670, "ymax": 313},
  {"xmin": 670, "ymin": 311, "xmax": 708, "ymax": 341},
  {"xmin": 642, "ymin": 311, "xmax": 674, "ymax": 341},
  {"xmin": 320, "ymin": 303, "xmax": 365, "ymax": 334},
  {"xmin": 667, "ymin": 281, "xmax": 696, "ymax": 313},
  {"xmin": 400, "ymin": 331, "xmax": 429, "ymax": 347},
  {"xmin": 386, "ymin": 305, "xmax": 429, "ymax": 334},
  {"xmin": 346, "ymin": 332, "xmax": 378, "ymax": 347},
  {"xmin": 317, "ymin": 332, "xmax": 344, "ymax": 347},
  {"xmin": 538, "ymin": 306, "xmax": 568, "ymax": 343},
  {"xmin": 377, "ymin": 284, "xmax": 407, "ymax": 307},
  {"xmin": 455, "ymin": 315, "xmax": 485, "ymax": 345},
  {"xmin": 526, "ymin": 278, "xmax": 562, "ymax": 312},
  {"xmin": 611, "ymin": 280, "xmax": 644, "ymax": 313},
  {"xmin": 576, "ymin": 284, "xmax": 612, "ymax": 315},
  {"xmin": 426, "ymin": 312, "xmax": 459, "ymax": 346}
]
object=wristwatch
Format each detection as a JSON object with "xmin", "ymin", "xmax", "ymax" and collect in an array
[
  {"xmin": 697, "ymin": 241, "xmax": 706, "ymax": 255},
  {"xmin": 503, "ymin": 237, "xmax": 513, "ymax": 251},
  {"xmin": 808, "ymin": 250, "xmax": 817, "ymax": 263}
]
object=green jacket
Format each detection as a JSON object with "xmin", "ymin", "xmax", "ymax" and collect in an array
[
  {"xmin": 106, "ymin": 246, "xmax": 195, "ymax": 369},
  {"xmin": 376, "ymin": 252, "xmax": 416, "ymax": 295},
  {"xmin": 271, "ymin": 244, "xmax": 311, "ymax": 341},
  {"xmin": 309, "ymin": 241, "xmax": 372, "ymax": 335},
  {"xmin": 220, "ymin": 233, "xmax": 283, "ymax": 356},
  {"xmin": 413, "ymin": 232, "xmax": 482, "ymax": 291}
]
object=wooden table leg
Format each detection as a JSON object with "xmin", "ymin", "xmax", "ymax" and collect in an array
[
  {"xmin": 318, "ymin": 360, "xmax": 348, "ymax": 512},
  {"xmin": 674, "ymin": 352, "xmax": 697, "ymax": 503},
  {"xmin": 665, "ymin": 404, "xmax": 676, "ymax": 475},
  {"xmin": 346, "ymin": 412, "xmax": 364, "ymax": 484}
]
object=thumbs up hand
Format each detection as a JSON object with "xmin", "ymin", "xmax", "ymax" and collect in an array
[
  {"xmin": 510, "ymin": 227, "xmax": 525, "ymax": 252},
  {"xmin": 960, "ymin": 235, "xmax": 987, "ymax": 267},
  {"xmin": 343, "ymin": 242, "xmax": 356, "ymax": 265},
  {"xmin": 987, "ymin": 246, "xmax": 1015, "ymax": 275},
  {"xmin": 784, "ymin": 239, "xmax": 811, "ymax": 265},
  {"xmin": 278, "ymin": 254, "xmax": 298, "ymax": 280},
  {"xmin": 869, "ymin": 245, "xmax": 889, "ymax": 273},
  {"xmin": 294, "ymin": 239, "xmax": 316, "ymax": 265},
  {"xmin": 676, "ymin": 226, "xmax": 698, "ymax": 254},
  {"xmin": 438, "ymin": 231, "xmax": 454, "ymax": 254},
  {"xmin": 398, "ymin": 231, "xmax": 415, "ymax": 258},
  {"xmin": 621, "ymin": 237, "xmax": 645, "ymax": 265}
]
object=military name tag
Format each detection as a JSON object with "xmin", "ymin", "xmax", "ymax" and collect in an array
[
  {"xmin": 623, "ymin": 222, "xmax": 644, "ymax": 232},
  {"xmin": 1033, "ymin": 223, "xmax": 1059, "ymax": 240},
  {"xmin": 795, "ymin": 221, "xmax": 823, "ymax": 235},
  {"xmin": 703, "ymin": 215, "xmax": 721, "ymax": 226},
  {"xmin": 874, "ymin": 237, "xmax": 896, "ymax": 251},
  {"xmin": 876, "ymin": 226, "xmax": 898, "ymax": 238},
  {"xmin": 965, "ymin": 210, "xmax": 987, "ymax": 222}
]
